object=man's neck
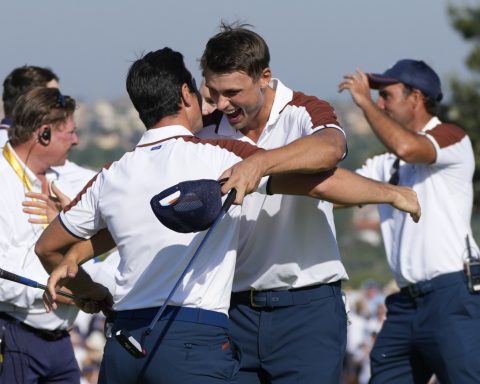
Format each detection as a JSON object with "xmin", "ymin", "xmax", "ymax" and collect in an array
[
  {"xmin": 240, "ymin": 87, "xmax": 276, "ymax": 143},
  {"xmin": 151, "ymin": 113, "xmax": 193, "ymax": 132},
  {"xmin": 12, "ymin": 141, "xmax": 49, "ymax": 177},
  {"xmin": 409, "ymin": 111, "xmax": 434, "ymax": 133}
]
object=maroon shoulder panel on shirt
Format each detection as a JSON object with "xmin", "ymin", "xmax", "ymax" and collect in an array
[
  {"xmin": 180, "ymin": 136, "xmax": 263, "ymax": 159},
  {"xmin": 425, "ymin": 123, "xmax": 466, "ymax": 149},
  {"xmin": 286, "ymin": 92, "xmax": 340, "ymax": 129},
  {"xmin": 63, "ymin": 163, "xmax": 112, "ymax": 213}
]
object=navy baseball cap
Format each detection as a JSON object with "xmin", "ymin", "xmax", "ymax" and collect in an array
[
  {"xmin": 150, "ymin": 179, "xmax": 223, "ymax": 233},
  {"xmin": 368, "ymin": 59, "xmax": 443, "ymax": 102}
]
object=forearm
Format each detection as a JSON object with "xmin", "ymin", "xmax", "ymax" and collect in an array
[
  {"xmin": 73, "ymin": 229, "xmax": 116, "ymax": 266},
  {"xmin": 36, "ymin": 219, "xmax": 115, "ymax": 272},
  {"xmin": 259, "ymin": 129, "xmax": 346, "ymax": 175},
  {"xmin": 270, "ymin": 167, "xmax": 400, "ymax": 205},
  {"xmin": 360, "ymin": 101, "xmax": 420, "ymax": 157}
]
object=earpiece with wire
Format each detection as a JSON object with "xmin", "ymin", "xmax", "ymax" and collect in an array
[{"xmin": 38, "ymin": 127, "xmax": 51, "ymax": 146}]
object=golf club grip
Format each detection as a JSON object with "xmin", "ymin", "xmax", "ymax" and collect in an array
[
  {"xmin": 222, "ymin": 189, "xmax": 237, "ymax": 212},
  {"xmin": 0, "ymin": 268, "xmax": 39, "ymax": 288}
]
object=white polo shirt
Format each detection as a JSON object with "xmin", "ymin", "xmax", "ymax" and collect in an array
[
  {"xmin": 356, "ymin": 117, "xmax": 478, "ymax": 287},
  {"xmin": 60, "ymin": 125, "xmax": 265, "ymax": 314},
  {"xmin": 200, "ymin": 79, "xmax": 349, "ymax": 291},
  {"xmin": 0, "ymin": 143, "xmax": 79, "ymax": 330}
]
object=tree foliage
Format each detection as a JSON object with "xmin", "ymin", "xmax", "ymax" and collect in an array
[{"xmin": 444, "ymin": 4, "xmax": 480, "ymax": 211}]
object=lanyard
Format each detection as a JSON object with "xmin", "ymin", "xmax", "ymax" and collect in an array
[
  {"xmin": 2, "ymin": 144, "xmax": 34, "ymax": 191},
  {"xmin": 3, "ymin": 144, "xmax": 48, "ymax": 228}
]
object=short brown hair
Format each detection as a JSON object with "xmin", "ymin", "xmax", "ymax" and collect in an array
[
  {"xmin": 9, "ymin": 87, "xmax": 75, "ymax": 146},
  {"xmin": 200, "ymin": 22, "xmax": 270, "ymax": 79}
]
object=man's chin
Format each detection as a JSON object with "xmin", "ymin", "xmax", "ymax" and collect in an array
[{"xmin": 51, "ymin": 159, "xmax": 67, "ymax": 168}]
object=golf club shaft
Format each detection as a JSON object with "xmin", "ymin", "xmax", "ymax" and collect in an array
[
  {"xmin": 146, "ymin": 188, "xmax": 237, "ymax": 333},
  {"xmin": 0, "ymin": 267, "xmax": 79, "ymax": 300}
]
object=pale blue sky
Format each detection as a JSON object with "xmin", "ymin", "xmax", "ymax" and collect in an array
[{"xmin": 0, "ymin": 0, "xmax": 475, "ymax": 103}]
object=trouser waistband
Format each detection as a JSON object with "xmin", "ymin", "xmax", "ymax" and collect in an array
[
  {"xmin": 399, "ymin": 270, "xmax": 466, "ymax": 298},
  {"xmin": 0, "ymin": 312, "xmax": 69, "ymax": 341},
  {"xmin": 114, "ymin": 305, "xmax": 229, "ymax": 329},
  {"xmin": 231, "ymin": 281, "xmax": 342, "ymax": 309}
]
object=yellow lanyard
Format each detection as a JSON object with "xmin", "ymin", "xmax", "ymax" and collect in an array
[
  {"xmin": 3, "ymin": 144, "xmax": 34, "ymax": 191},
  {"xmin": 3, "ymin": 144, "xmax": 47, "ymax": 228}
]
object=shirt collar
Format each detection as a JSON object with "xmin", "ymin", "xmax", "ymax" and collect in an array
[
  {"xmin": 422, "ymin": 116, "xmax": 441, "ymax": 132},
  {"xmin": 136, "ymin": 125, "xmax": 194, "ymax": 146},
  {"xmin": 265, "ymin": 79, "xmax": 293, "ymax": 127},
  {"xmin": 4, "ymin": 142, "xmax": 59, "ymax": 189}
]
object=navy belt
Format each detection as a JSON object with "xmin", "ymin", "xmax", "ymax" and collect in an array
[
  {"xmin": 114, "ymin": 305, "xmax": 229, "ymax": 329},
  {"xmin": 400, "ymin": 270, "xmax": 466, "ymax": 298},
  {"xmin": 231, "ymin": 281, "xmax": 341, "ymax": 309},
  {"xmin": 0, "ymin": 312, "xmax": 68, "ymax": 341}
]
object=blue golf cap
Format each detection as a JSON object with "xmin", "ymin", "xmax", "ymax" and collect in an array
[
  {"xmin": 368, "ymin": 59, "xmax": 443, "ymax": 102},
  {"xmin": 150, "ymin": 179, "xmax": 223, "ymax": 233}
]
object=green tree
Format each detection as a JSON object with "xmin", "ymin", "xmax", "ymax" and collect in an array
[{"xmin": 444, "ymin": 4, "xmax": 480, "ymax": 212}]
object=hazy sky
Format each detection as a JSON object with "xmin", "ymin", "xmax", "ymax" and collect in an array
[{"xmin": 0, "ymin": 0, "xmax": 475, "ymax": 104}]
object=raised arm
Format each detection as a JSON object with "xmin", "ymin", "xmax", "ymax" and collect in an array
[
  {"xmin": 269, "ymin": 167, "xmax": 421, "ymax": 222},
  {"xmin": 338, "ymin": 69, "xmax": 436, "ymax": 163}
]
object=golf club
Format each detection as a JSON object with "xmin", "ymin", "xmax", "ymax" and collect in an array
[
  {"xmin": 115, "ymin": 187, "xmax": 237, "ymax": 358},
  {"xmin": 0, "ymin": 267, "xmax": 79, "ymax": 300}
]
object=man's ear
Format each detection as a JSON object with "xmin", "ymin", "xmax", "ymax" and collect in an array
[
  {"xmin": 411, "ymin": 89, "xmax": 425, "ymax": 110},
  {"xmin": 259, "ymin": 67, "xmax": 272, "ymax": 89},
  {"xmin": 180, "ymin": 83, "xmax": 193, "ymax": 107}
]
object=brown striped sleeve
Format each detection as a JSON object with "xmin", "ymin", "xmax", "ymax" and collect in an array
[
  {"xmin": 180, "ymin": 136, "xmax": 264, "ymax": 159},
  {"xmin": 426, "ymin": 123, "xmax": 466, "ymax": 149},
  {"xmin": 63, "ymin": 162, "xmax": 113, "ymax": 213},
  {"xmin": 288, "ymin": 92, "xmax": 339, "ymax": 129}
]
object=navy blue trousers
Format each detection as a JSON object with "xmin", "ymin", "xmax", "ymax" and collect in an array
[
  {"xmin": 0, "ymin": 316, "xmax": 79, "ymax": 384},
  {"xmin": 99, "ymin": 308, "xmax": 240, "ymax": 384},
  {"xmin": 229, "ymin": 282, "xmax": 347, "ymax": 384},
  {"xmin": 370, "ymin": 271, "xmax": 480, "ymax": 384}
]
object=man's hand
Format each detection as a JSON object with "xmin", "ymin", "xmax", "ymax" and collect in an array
[
  {"xmin": 44, "ymin": 258, "xmax": 114, "ymax": 316},
  {"xmin": 43, "ymin": 258, "xmax": 79, "ymax": 312},
  {"xmin": 74, "ymin": 284, "xmax": 114, "ymax": 317},
  {"xmin": 23, "ymin": 181, "xmax": 71, "ymax": 224},
  {"xmin": 338, "ymin": 70, "xmax": 373, "ymax": 109},
  {"xmin": 391, "ymin": 186, "xmax": 421, "ymax": 223},
  {"xmin": 219, "ymin": 153, "xmax": 266, "ymax": 204}
]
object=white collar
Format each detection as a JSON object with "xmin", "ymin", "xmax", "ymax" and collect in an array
[
  {"xmin": 136, "ymin": 125, "xmax": 194, "ymax": 146},
  {"xmin": 422, "ymin": 116, "xmax": 441, "ymax": 132},
  {"xmin": 265, "ymin": 78, "xmax": 294, "ymax": 127},
  {"xmin": 4, "ymin": 142, "xmax": 59, "ymax": 187}
]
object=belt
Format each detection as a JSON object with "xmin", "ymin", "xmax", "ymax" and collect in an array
[
  {"xmin": 0, "ymin": 312, "xmax": 69, "ymax": 341},
  {"xmin": 114, "ymin": 305, "xmax": 229, "ymax": 329},
  {"xmin": 400, "ymin": 271, "xmax": 466, "ymax": 298},
  {"xmin": 231, "ymin": 281, "xmax": 341, "ymax": 309}
]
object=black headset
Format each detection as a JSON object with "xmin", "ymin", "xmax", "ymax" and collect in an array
[{"xmin": 38, "ymin": 127, "xmax": 51, "ymax": 146}]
